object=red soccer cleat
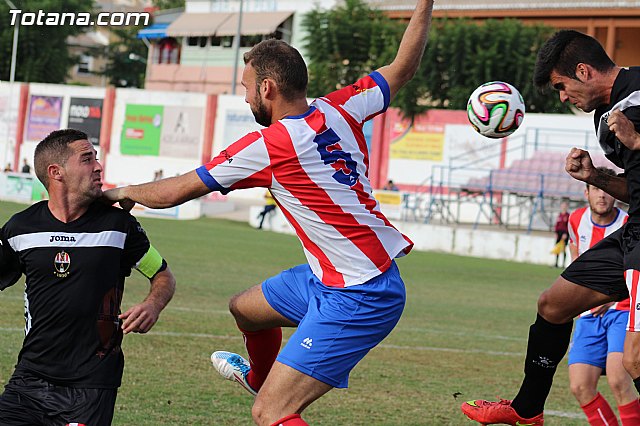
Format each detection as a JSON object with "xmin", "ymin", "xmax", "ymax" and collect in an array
[{"xmin": 461, "ymin": 399, "xmax": 544, "ymax": 425}]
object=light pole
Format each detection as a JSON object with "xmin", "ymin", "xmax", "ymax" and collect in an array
[
  {"xmin": 5, "ymin": 0, "xmax": 18, "ymax": 85},
  {"xmin": 4, "ymin": 0, "xmax": 18, "ymax": 171},
  {"xmin": 231, "ymin": 0, "xmax": 244, "ymax": 95}
]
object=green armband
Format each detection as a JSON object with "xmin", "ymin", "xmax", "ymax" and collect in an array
[{"xmin": 135, "ymin": 245, "xmax": 164, "ymax": 279}]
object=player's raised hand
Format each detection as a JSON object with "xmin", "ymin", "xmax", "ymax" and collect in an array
[
  {"xmin": 608, "ymin": 109, "xmax": 640, "ymax": 150},
  {"xmin": 565, "ymin": 147, "xmax": 595, "ymax": 183}
]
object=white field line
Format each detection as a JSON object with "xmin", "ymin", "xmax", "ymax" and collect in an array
[
  {"xmin": 165, "ymin": 306, "xmax": 231, "ymax": 315},
  {"xmin": 0, "ymin": 327, "xmax": 522, "ymax": 355},
  {"xmin": 399, "ymin": 327, "xmax": 528, "ymax": 342},
  {"xmin": 0, "ymin": 327, "xmax": 582, "ymax": 420},
  {"xmin": 545, "ymin": 410, "xmax": 584, "ymax": 419}
]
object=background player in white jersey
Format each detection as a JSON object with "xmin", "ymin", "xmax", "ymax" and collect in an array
[
  {"xmin": 103, "ymin": 1, "xmax": 434, "ymax": 424},
  {"xmin": 0, "ymin": 129, "xmax": 176, "ymax": 426},
  {"xmin": 566, "ymin": 167, "xmax": 640, "ymax": 425}
]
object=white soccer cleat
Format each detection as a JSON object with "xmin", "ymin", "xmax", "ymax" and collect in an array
[{"xmin": 210, "ymin": 350, "xmax": 258, "ymax": 396}]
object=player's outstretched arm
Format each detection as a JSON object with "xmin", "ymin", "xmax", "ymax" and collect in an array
[
  {"xmin": 376, "ymin": 0, "xmax": 434, "ymax": 100},
  {"xmin": 103, "ymin": 170, "xmax": 211, "ymax": 209},
  {"xmin": 120, "ymin": 266, "xmax": 176, "ymax": 334},
  {"xmin": 565, "ymin": 147, "xmax": 629, "ymax": 203}
]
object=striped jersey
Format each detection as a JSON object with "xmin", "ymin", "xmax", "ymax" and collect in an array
[
  {"xmin": 568, "ymin": 206, "xmax": 629, "ymax": 313},
  {"xmin": 0, "ymin": 201, "xmax": 166, "ymax": 388},
  {"xmin": 197, "ymin": 72, "xmax": 413, "ymax": 287}
]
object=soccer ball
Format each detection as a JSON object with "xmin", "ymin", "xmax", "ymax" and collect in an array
[{"xmin": 467, "ymin": 81, "xmax": 525, "ymax": 138}]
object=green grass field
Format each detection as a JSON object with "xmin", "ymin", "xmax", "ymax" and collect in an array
[{"xmin": 0, "ymin": 200, "xmax": 608, "ymax": 425}]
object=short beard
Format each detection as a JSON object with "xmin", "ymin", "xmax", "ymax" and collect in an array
[{"xmin": 252, "ymin": 95, "xmax": 271, "ymax": 127}]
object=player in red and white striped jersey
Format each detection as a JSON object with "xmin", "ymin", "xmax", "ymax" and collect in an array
[
  {"xmin": 569, "ymin": 204, "xmax": 628, "ymax": 314},
  {"xmin": 566, "ymin": 167, "xmax": 640, "ymax": 425},
  {"xmin": 104, "ymin": 1, "xmax": 435, "ymax": 424}
]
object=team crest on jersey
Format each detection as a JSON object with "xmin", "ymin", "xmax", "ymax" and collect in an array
[{"xmin": 54, "ymin": 251, "xmax": 71, "ymax": 278}]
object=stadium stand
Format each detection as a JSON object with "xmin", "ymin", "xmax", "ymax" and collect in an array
[
  {"xmin": 418, "ymin": 149, "xmax": 622, "ymax": 232},
  {"xmin": 463, "ymin": 151, "xmax": 596, "ymax": 197}
]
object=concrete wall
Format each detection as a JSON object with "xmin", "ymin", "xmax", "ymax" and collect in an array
[{"xmin": 249, "ymin": 205, "xmax": 559, "ymax": 266}]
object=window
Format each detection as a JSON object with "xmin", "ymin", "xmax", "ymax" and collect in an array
[
  {"xmin": 154, "ymin": 38, "xmax": 180, "ymax": 64},
  {"xmin": 188, "ymin": 36, "xmax": 211, "ymax": 48},
  {"xmin": 78, "ymin": 55, "xmax": 92, "ymax": 74},
  {"xmin": 211, "ymin": 36, "xmax": 233, "ymax": 48},
  {"xmin": 240, "ymin": 35, "xmax": 263, "ymax": 47}
]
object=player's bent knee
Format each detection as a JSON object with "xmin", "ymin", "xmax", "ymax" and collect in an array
[
  {"xmin": 537, "ymin": 291, "xmax": 565, "ymax": 322},
  {"xmin": 621, "ymin": 344, "xmax": 640, "ymax": 378},
  {"xmin": 537, "ymin": 283, "xmax": 581, "ymax": 323},
  {"xmin": 251, "ymin": 397, "xmax": 275, "ymax": 425},
  {"xmin": 228, "ymin": 294, "xmax": 251, "ymax": 326},
  {"xmin": 251, "ymin": 390, "xmax": 303, "ymax": 425},
  {"xmin": 570, "ymin": 382, "xmax": 595, "ymax": 402}
]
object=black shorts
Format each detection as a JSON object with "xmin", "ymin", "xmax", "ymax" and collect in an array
[
  {"xmin": 561, "ymin": 222, "xmax": 640, "ymax": 302},
  {"xmin": 0, "ymin": 370, "xmax": 117, "ymax": 426}
]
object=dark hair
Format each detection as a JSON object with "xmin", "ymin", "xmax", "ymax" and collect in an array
[
  {"xmin": 243, "ymin": 39, "xmax": 308, "ymax": 101},
  {"xmin": 35, "ymin": 129, "xmax": 88, "ymax": 188},
  {"xmin": 533, "ymin": 30, "xmax": 616, "ymax": 91},
  {"xmin": 586, "ymin": 166, "xmax": 617, "ymax": 189}
]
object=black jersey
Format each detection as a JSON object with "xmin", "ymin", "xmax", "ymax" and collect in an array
[
  {"xmin": 0, "ymin": 201, "xmax": 155, "ymax": 389},
  {"xmin": 594, "ymin": 67, "xmax": 640, "ymax": 221}
]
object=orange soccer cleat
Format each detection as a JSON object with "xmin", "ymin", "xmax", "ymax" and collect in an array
[{"xmin": 461, "ymin": 399, "xmax": 544, "ymax": 425}]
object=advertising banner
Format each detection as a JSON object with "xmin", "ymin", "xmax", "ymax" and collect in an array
[
  {"xmin": 159, "ymin": 106, "xmax": 203, "ymax": 159},
  {"xmin": 0, "ymin": 94, "xmax": 17, "ymax": 145},
  {"xmin": 389, "ymin": 121, "xmax": 445, "ymax": 161},
  {"xmin": 121, "ymin": 104, "xmax": 163, "ymax": 155},
  {"xmin": 222, "ymin": 109, "xmax": 262, "ymax": 146},
  {"xmin": 26, "ymin": 95, "xmax": 63, "ymax": 141},
  {"xmin": 67, "ymin": 97, "xmax": 103, "ymax": 145}
]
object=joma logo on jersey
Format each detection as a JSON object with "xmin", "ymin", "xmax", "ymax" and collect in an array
[
  {"xmin": 50, "ymin": 235, "xmax": 76, "ymax": 243},
  {"xmin": 54, "ymin": 251, "xmax": 71, "ymax": 278},
  {"xmin": 313, "ymin": 128, "xmax": 359, "ymax": 187}
]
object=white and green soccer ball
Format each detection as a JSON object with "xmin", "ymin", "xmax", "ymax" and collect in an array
[{"xmin": 467, "ymin": 81, "xmax": 525, "ymax": 139}]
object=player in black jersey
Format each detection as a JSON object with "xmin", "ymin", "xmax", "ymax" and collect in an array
[
  {"xmin": 462, "ymin": 30, "xmax": 640, "ymax": 425},
  {"xmin": 0, "ymin": 129, "xmax": 176, "ymax": 426}
]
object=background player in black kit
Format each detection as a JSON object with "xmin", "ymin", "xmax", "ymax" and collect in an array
[
  {"xmin": 462, "ymin": 30, "xmax": 640, "ymax": 425},
  {"xmin": 0, "ymin": 129, "xmax": 176, "ymax": 426}
]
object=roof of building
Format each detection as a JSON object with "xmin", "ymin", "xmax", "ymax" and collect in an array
[
  {"xmin": 67, "ymin": 30, "xmax": 109, "ymax": 48},
  {"xmin": 365, "ymin": 0, "xmax": 640, "ymax": 10}
]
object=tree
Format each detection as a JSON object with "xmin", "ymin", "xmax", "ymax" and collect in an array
[
  {"xmin": 302, "ymin": 0, "xmax": 403, "ymax": 98},
  {"xmin": 0, "ymin": 0, "xmax": 93, "ymax": 83},
  {"xmin": 152, "ymin": 0, "xmax": 184, "ymax": 10},
  {"xmin": 418, "ymin": 18, "xmax": 567, "ymax": 114},
  {"xmin": 301, "ymin": 1, "xmax": 568, "ymax": 117},
  {"xmin": 102, "ymin": 25, "xmax": 148, "ymax": 88}
]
